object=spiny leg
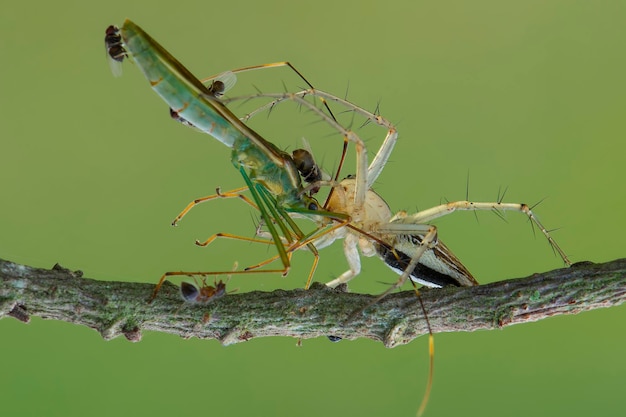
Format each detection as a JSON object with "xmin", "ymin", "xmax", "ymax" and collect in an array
[
  {"xmin": 209, "ymin": 89, "xmax": 396, "ymax": 282},
  {"xmin": 307, "ymin": 90, "xmax": 399, "ymax": 189},
  {"xmin": 227, "ymin": 89, "xmax": 404, "ymax": 289},
  {"xmin": 197, "ymin": 61, "xmax": 338, "ymax": 122},
  {"xmin": 226, "ymin": 84, "xmax": 436, "ymax": 413},
  {"xmin": 401, "ymin": 200, "xmax": 571, "ymax": 265},
  {"xmin": 200, "ymin": 64, "xmax": 355, "ymax": 197},
  {"xmin": 116, "ymin": 22, "xmax": 362, "ymax": 299},
  {"xmin": 219, "ymin": 75, "xmax": 566, "ymax": 417},
  {"xmin": 232, "ymin": 87, "xmax": 399, "ymax": 184},
  {"xmin": 228, "ymin": 90, "xmax": 367, "ymax": 206},
  {"xmin": 224, "ymin": 88, "xmax": 399, "ymax": 208},
  {"xmin": 171, "ymin": 68, "xmax": 402, "ymax": 293}
]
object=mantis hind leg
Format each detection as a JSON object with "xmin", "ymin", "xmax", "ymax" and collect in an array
[{"xmin": 171, "ymin": 186, "xmax": 255, "ymax": 226}]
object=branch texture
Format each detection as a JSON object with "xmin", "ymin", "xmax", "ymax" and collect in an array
[{"xmin": 1, "ymin": 258, "xmax": 624, "ymax": 347}]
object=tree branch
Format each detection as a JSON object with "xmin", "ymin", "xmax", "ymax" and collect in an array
[{"xmin": 1, "ymin": 257, "xmax": 624, "ymax": 347}]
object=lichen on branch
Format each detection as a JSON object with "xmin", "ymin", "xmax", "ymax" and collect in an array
[{"xmin": 1, "ymin": 258, "xmax": 624, "ymax": 347}]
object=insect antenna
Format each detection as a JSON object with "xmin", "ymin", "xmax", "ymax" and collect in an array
[
  {"xmin": 337, "ymin": 224, "xmax": 436, "ymax": 417},
  {"xmin": 408, "ymin": 280, "xmax": 434, "ymax": 417}
]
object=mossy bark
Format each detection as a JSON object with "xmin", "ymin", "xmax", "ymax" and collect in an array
[{"xmin": 1, "ymin": 258, "xmax": 624, "ymax": 347}]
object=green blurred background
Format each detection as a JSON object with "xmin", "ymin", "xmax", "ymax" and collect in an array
[{"xmin": 1, "ymin": 1, "xmax": 624, "ymax": 416}]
